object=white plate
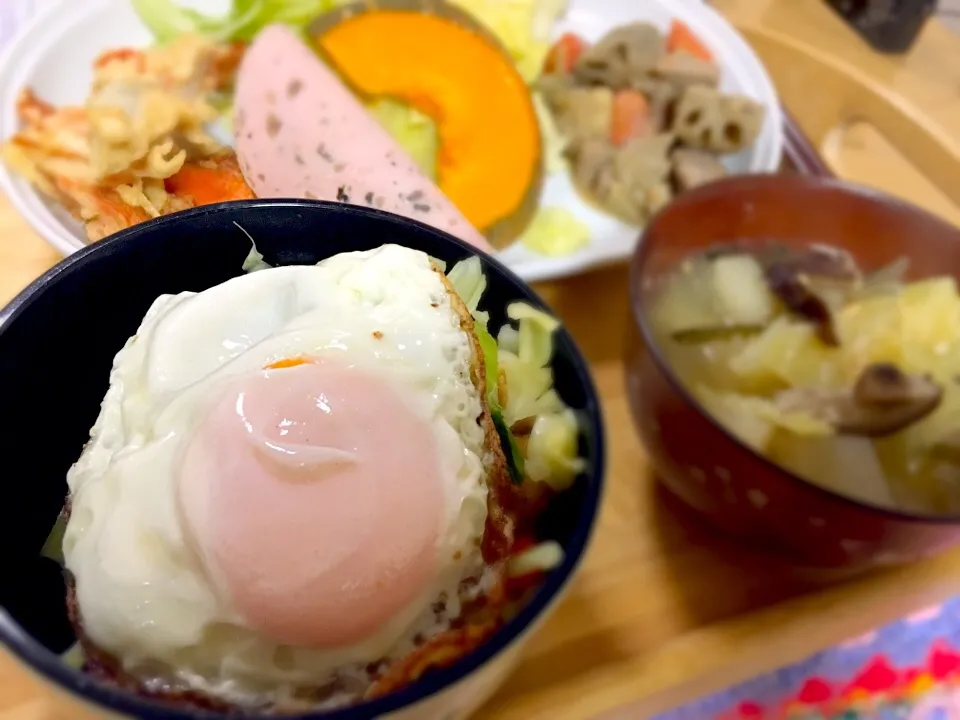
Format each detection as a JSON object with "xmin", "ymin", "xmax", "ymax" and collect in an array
[{"xmin": 0, "ymin": 0, "xmax": 782, "ymax": 283}]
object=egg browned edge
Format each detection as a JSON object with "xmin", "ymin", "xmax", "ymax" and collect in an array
[{"xmin": 59, "ymin": 265, "xmax": 521, "ymax": 714}]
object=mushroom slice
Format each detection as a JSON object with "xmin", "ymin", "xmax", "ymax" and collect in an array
[
  {"xmin": 764, "ymin": 264, "xmax": 840, "ymax": 345},
  {"xmin": 774, "ymin": 363, "xmax": 943, "ymax": 437},
  {"xmin": 702, "ymin": 242, "xmax": 748, "ymax": 260},
  {"xmin": 763, "ymin": 246, "xmax": 863, "ymax": 347},
  {"xmin": 775, "ymin": 244, "xmax": 860, "ymax": 280},
  {"xmin": 931, "ymin": 429, "xmax": 960, "ymax": 463}
]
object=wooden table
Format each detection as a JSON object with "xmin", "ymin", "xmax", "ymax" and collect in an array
[{"xmin": 5, "ymin": 2, "xmax": 960, "ymax": 719}]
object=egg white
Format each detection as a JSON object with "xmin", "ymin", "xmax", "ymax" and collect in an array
[{"xmin": 63, "ymin": 245, "xmax": 491, "ymax": 705}]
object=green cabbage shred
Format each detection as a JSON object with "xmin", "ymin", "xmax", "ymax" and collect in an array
[
  {"xmin": 446, "ymin": 257, "xmax": 583, "ymax": 489},
  {"xmin": 40, "ymin": 514, "xmax": 66, "ymax": 566},
  {"xmin": 237, "ymin": 223, "xmax": 273, "ymax": 272},
  {"xmin": 62, "ymin": 643, "xmax": 86, "ymax": 670}
]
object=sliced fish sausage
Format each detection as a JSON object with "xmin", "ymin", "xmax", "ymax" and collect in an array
[{"xmin": 234, "ymin": 25, "xmax": 491, "ymax": 251}]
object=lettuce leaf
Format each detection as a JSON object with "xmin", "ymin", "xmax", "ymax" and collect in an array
[
  {"xmin": 131, "ymin": 0, "xmax": 341, "ymax": 43},
  {"xmin": 448, "ymin": 258, "xmax": 526, "ymax": 482},
  {"xmin": 367, "ymin": 98, "xmax": 439, "ymax": 182}
]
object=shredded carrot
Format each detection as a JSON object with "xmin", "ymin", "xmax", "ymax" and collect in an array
[
  {"xmin": 94, "ymin": 48, "xmax": 145, "ymax": 71},
  {"xmin": 266, "ymin": 357, "xmax": 311, "ymax": 370},
  {"xmin": 666, "ymin": 19, "xmax": 715, "ymax": 63}
]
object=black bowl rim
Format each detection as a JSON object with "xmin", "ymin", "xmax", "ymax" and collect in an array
[
  {"xmin": 630, "ymin": 172, "xmax": 960, "ymax": 526},
  {"xmin": 0, "ymin": 198, "xmax": 607, "ymax": 719}
]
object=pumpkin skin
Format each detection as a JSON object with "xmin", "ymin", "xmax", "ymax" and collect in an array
[{"xmin": 315, "ymin": 8, "xmax": 543, "ymax": 245}]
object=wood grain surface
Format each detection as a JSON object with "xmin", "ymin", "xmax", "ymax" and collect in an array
[{"xmin": 4, "ymin": 1, "xmax": 960, "ymax": 719}]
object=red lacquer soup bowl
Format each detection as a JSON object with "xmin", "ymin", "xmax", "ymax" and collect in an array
[{"xmin": 625, "ymin": 174, "xmax": 960, "ymax": 572}]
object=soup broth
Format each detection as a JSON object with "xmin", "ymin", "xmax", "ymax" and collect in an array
[{"xmin": 649, "ymin": 241, "xmax": 960, "ymax": 515}]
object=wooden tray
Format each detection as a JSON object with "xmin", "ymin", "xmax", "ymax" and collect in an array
[
  {"xmin": 6, "ymin": 6, "xmax": 960, "ymax": 719},
  {"xmin": 0, "ymin": 110, "xmax": 946, "ymax": 720}
]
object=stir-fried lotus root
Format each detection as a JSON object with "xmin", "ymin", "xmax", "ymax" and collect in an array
[
  {"xmin": 572, "ymin": 23, "xmax": 666, "ymax": 87},
  {"xmin": 537, "ymin": 21, "xmax": 767, "ymax": 225},
  {"xmin": 673, "ymin": 85, "xmax": 766, "ymax": 154}
]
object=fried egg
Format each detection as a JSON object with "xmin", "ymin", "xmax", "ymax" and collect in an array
[{"xmin": 62, "ymin": 244, "xmax": 493, "ymax": 706}]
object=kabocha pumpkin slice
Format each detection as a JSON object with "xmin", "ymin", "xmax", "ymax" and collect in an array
[{"xmin": 311, "ymin": 0, "xmax": 543, "ymax": 248}]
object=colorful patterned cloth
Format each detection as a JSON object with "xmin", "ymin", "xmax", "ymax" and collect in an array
[{"xmin": 656, "ymin": 598, "xmax": 960, "ymax": 720}]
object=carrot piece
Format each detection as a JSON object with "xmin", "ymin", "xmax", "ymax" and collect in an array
[
  {"xmin": 610, "ymin": 90, "xmax": 650, "ymax": 146},
  {"xmin": 164, "ymin": 155, "xmax": 255, "ymax": 207},
  {"xmin": 666, "ymin": 19, "xmax": 714, "ymax": 63},
  {"xmin": 543, "ymin": 32, "xmax": 588, "ymax": 74},
  {"xmin": 94, "ymin": 48, "xmax": 144, "ymax": 71}
]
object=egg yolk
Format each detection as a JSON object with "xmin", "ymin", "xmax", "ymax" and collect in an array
[{"xmin": 177, "ymin": 360, "xmax": 446, "ymax": 648}]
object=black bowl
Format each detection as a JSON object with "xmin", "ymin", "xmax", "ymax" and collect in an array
[{"xmin": 0, "ymin": 200, "xmax": 605, "ymax": 719}]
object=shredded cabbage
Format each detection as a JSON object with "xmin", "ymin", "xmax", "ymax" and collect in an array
[
  {"xmin": 499, "ymin": 351, "xmax": 564, "ymax": 424},
  {"xmin": 508, "ymin": 301, "xmax": 559, "ymax": 367},
  {"xmin": 447, "ymin": 256, "xmax": 487, "ymax": 313},
  {"xmin": 499, "ymin": 299, "xmax": 572, "ymax": 492},
  {"xmin": 62, "ymin": 643, "xmax": 86, "ymax": 670},
  {"xmin": 241, "ymin": 245, "xmax": 271, "ymax": 273},
  {"xmin": 497, "ymin": 324, "xmax": 520, "ymax": 355},
  {"xmin": 237, "ymin": 223, "xmax": 273, "ymax": 272},
  {"xmin": 474, "ymin": 321, "xmax": 501, "ymax": 406},
  {"xmin": 447, "ymin": 255, "xmax": 490, "ymax": 326},
  {"xmin": 449, "ymin": 257, "xmax": 525, "ymax": 481},
  {"xmin": 532, "ymin": 91, "xmax": 566, "ymax": 175},
  {"xmin": 447, "ymin": 257, "xmax": 584, "ymax": 491},
  {"xmin": 449, "ymin": 0, "xmax": 569, "ymax": 81},
  {"xmin": 520, "ymin": 206, "xmax": 590, "ymax": 257},
  {"xmin": 40, "ymin": 515, "xmax": 66, "ymax": 566},
  {"xmin": 448, "ymin": 257, "xmax": 583, "ymax": 488},
  {"xmin": 524, "ymin": 409, "xmax": 585, "ymax": 491},
  {"xmin": 507, "ymin": 540, "xmax": 564, "ymax": 576},
  {"xmin": 367, "ymin": 99, "xmax": 439, "ymax": 181}
]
